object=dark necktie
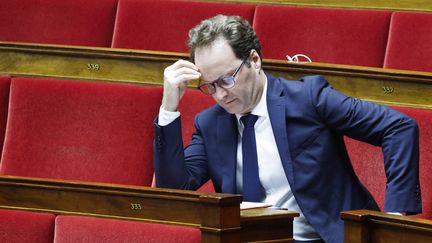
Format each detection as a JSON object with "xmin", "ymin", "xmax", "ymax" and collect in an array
[{"xmin": 241, "ymin": 114, "xmax": 262, "ymax": 202}]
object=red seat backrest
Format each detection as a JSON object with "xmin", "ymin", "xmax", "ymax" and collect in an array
[
  {"xmin": 54, "ymin": 215, "xmax": 201, "ymax": 243},
  {"xmin": 253, "ymin": 6, "xmax": 392, "ymax": 67},
  {"xmin": 0, "ymin": 209, "xmax": 55, "ymax": 243},
  {"xmin": 0, "ymin": 76, "xmax": 11, "ymax": 157},
  {"xmin": 178, "ymin": 89, "xmax": 216, "ymax": 192},
  {"xmin": 384, "ymin": 11, "xmax": 432, "ymax": 72},
  {"xmin": 179, "ymin": 89, "xmax": 216, "ymax": 147},
  {"xmin": 0, "ymin": 0, "xmax": 118, "ymax": 47},
  {"xmin": 347, "ymin": 106, "xmax": 432, "ymax": 219},
  {"xmin": 112, "ymin": 0, "xmax": 256, "ymax": 52},
  {"xmin": 0, "ymin": 77, "xmax": 162, "ymax": 186}
]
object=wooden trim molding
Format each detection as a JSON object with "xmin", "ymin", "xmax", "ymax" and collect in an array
[
  {"xmin": 199, "ymin": 0, "xmax": 432, "ymax": 12},
  {"xmin": 1, "ymin": 42, "xmax": 431, "ymax": 109}
]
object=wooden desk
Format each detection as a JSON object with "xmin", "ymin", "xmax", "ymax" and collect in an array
[
  {"xmin": 0, "ymin": 175, "xmax": 298, "ymax": 243},
  {"xmin": 341, "ymin": 210, "xmax": 432, "ymax": 243},
  {"xmin": 1, "ymin": 42, "xmax": 431, "ymax": 109},
  {"xmin": 241, "ymin": 208, "xmax": 297, "ymax": 242}
]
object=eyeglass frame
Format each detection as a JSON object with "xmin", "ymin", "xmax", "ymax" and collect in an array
[{"xmin": 197, "ymin": 56, "xmax": 249, "ymax": 95}]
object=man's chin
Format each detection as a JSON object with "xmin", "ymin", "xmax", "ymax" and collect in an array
[
  {"xmin": 220, "ymin": 104, "xmax": 241, "ymax": 114},
  {"xmin": 219, "ymin": 100, "xmax": 245, "ymax": 114}
]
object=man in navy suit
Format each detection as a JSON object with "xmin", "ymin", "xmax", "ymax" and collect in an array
[{"xmin": 154, "ymin": 15, "xmax": 421, "ymax": 243}]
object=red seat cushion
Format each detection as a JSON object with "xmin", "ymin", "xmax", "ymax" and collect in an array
[
  {"xmin": 0, "ymin": 77, "xmax": 162, "ymax": 186},
  {"xmin": 253, "ymin": 6, "xmax": 391, "ymax": 67},
  {"xmin": 54, "ymin": 215, "xmax": 201, "ymax": 243},
  {"xmin": 112, "ymin": 0, "xmax": 256, "ymax": 52},
  {"xmin": 347, "ymin": 106, "xmax": 432, "ymax": 218},
  {"xmin": 384, "ymin": 11, "xmax": 432, "ymax": 72},
  {"xmin": 0, "ymin": 209, "xmax": 55, "ymax": 243},
  {"xmin": 0, "ymin": 0, "xmax": 118, "ymax": 47},
  {"xmin": 0, "ymin": 76, "xmax": 11, "ymax": 157}
]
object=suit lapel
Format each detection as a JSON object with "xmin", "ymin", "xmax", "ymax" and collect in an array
[
  {"xmin": 216, "ymin": 113, "xmax": 238, "ymax": 194},
  {"xmin": 266, "ymin": 75, "xmax": 295, "ymax": 186}
]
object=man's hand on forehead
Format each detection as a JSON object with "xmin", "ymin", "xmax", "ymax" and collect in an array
[{"xmin": 161, "ymin": 59, "xmax": 202, "ymax": 112}]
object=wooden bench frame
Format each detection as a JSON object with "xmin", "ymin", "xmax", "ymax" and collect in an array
[
  {"xmin": 342, "ymin": 210, "xmax": 432, "ymax": 242},
  {"xmin": 1, "ymin": 42, "xmax": 431, "ymax": 109},
  {"xmin": 202, "ymin": 0, "xmax": 432, "ymax": 12},
  {"xmin": 0, "ymin": 175, "xmax": 298, "ymax": 242}
]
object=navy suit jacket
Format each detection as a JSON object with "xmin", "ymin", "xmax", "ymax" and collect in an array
[{"xmin": 154, "ymin": 74, "xmax": 421, "ymax": 243}]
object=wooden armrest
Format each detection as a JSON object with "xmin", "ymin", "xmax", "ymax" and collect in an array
[{"xmin": 341, "ymin": 209, "xmax": 432, "ymax": 243}]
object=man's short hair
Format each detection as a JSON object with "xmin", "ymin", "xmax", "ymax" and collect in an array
[{"xmin": 188, "ymin": 15, "xmax": 262, "ymax": 63}]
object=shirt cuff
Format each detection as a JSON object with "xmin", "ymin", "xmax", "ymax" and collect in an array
[{"xmin": 158, "ymin": 106, "xmax": 181, "ymax": 126}]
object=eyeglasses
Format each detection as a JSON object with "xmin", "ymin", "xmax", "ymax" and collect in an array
[{"xmin": 198, "ymin": 57, "xmax": 247, "ymax": 95}]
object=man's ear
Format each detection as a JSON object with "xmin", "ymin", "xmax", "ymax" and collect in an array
[{"xmin": 250, "ymin": 49, "xmax": 262, "ymax": 70}]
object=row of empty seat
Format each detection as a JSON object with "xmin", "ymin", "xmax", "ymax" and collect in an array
[
  {"xmin": 0, "ymin": 75, "xmax": 430, "ymax": 219},
  {"xmin": 0, "ymin": 209, "xmax": 200, "ymax": 243},
  {"xmin": 0, "ymin": 0, "xmax": 431, "ymax": 72}
]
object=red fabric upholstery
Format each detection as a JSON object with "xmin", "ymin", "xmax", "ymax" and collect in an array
[
  {"xmin": 179, "ymin": 89, "xmax": 216, "ymax": 192},
  {"xmin": 0, "ymin": 76, "xmax": 11, "ymax": 157},
  {"xmin": 179, "ymin": 89, "xmax": 216, "ymax": 146},
  {"xmin": 384, "ymin": 11, "xmax": 432, "ymax": 72},
  {"xmin": 112, "ymin": 0, "xmax": 256, "ymax": 52},
  {"xmin": 54, "ymin": 215, "xmax": 201, "ymax": 243},
  {"xmin": 0, "ymin": 209, "xmax": 55, "ymax": 243},
  {"xmin": 253, "ymin": 6, "xmax": 392, "ymax": 67},
  {"xmin": 347, "ymin": 106, "xmax": 432, "ymax": 219},
  {"xmin": 0, "ymin": 77, "xmax": 162, "ymax": 186},
  {"xmin": 0, "ymin": 0, "xmax": 118, "ymax": 47}
]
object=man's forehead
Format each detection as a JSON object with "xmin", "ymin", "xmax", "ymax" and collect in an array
[
  {"xmin": 195, "ymin": 39, "xmax": 235, "ymax": 62},
  {"xmin": 194, "ymin": 40, "xmax": 238, "ymax": 80}
]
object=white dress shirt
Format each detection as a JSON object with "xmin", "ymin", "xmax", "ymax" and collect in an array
[{"xmin": 234, "ymin": 78, "xmax": 319, "ymax": 241}]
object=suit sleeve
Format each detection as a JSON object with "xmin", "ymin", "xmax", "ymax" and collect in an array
[
  {"xmin": 153, "ymin": 116, "xmax": 209, "ymax": 190},
  {"xmin": 306, "ymin": 75, "xmax": 421, "ymax": 214}
]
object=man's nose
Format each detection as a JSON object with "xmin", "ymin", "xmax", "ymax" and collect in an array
[{"xmin": 213, "ymin": 85, "xmax": 228, "ymax": 100}]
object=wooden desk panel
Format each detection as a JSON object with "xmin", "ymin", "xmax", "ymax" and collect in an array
[
  {"xmin": 342, "ymin": 210, "xmax": 432, "ymax": 243},
  {"xmin": 1, "ymin": 42, "xmax": 431, "ymax": 109},
  {"xmin": 0, "ymin": 175, "xmax": 297, "ymax": 243},
  {"xmin": 241, "ymin": 208, "xmax": 298, "ymax": 242}
]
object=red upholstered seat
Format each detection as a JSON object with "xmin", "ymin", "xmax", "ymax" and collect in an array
[
  {"xmin": 179, "ymin": 89, "xmax": 216, "ymax": 192},
  {"xmin": 0, "ymin": 0, "xmax": 118, "ymax": 47},
  {"xmin": 54, "ymin": 215, "xmax": 201, "ymax": 243},
  {"xmin": 112, "ymin": 0, "xmax": 256, "ymax": 52},
  {"xmin": 384, "ymin": 11, "xmax": 432, "ymax": 72},
  {"xmin": 347, "ymin": 106, "xmax": 432, "ymax": 219},
  {"xmin": 0, "ymin": 77, "xmax": 162, "ymax": 186},
  {"xmin": 253, "ymin": 6, "xmax": 392, "ymax": 67},
  {"xmin": 0, "ymin": 76, "xmax": 11, "ymax": 157},
  {"xmin": 179, "ymin": 89, "xmax": 216, "ymax": 147},
  {"xmin": 0, "ymin": 209, "xmax": 55, "ymax": 243}
]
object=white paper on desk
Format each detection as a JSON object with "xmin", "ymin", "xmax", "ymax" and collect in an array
[{"xmin": 240, "ymin": 201, "xmax": 272, "ymax": 210}]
